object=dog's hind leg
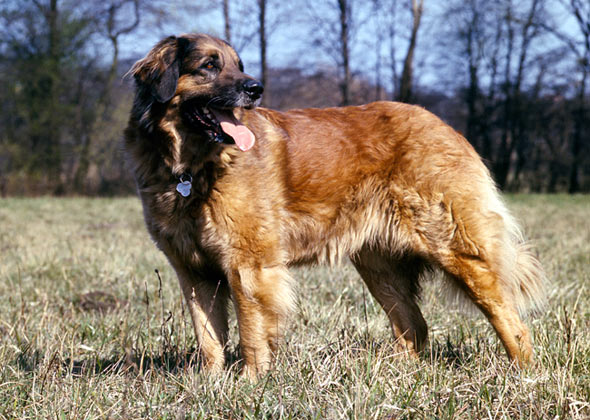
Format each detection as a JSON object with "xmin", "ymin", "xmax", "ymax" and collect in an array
[
  {"xmin": 438, "ymin": 255, "xmax": 534, "ymax": 366},
  {"xmin": 351, "ymin": 248, "xmax": 428, "ymax": 356},
  {"xmin": 427, "ymin": 197, "xmax": 543, "ymax": 366}
]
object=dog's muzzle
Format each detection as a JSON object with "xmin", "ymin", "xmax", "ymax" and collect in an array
[{"xmin": 243, "ymin": 79, "xmax": 264, "ymax": 102}]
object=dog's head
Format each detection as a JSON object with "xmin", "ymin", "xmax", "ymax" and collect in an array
[{"xmin": 129, "ymin": 34, "xmax": 263, "ymax": 151}]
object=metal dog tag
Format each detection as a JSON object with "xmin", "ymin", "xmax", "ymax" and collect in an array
[
  {"xmin": 176, "ymin": 175, "xmax": 192, "ymax": 197},
  {"xmin": 176, "ymin": 180, "xmax": 191, "ymax": 197}
]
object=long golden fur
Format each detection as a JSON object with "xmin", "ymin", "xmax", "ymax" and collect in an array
[{"xmin": 125, "ymin": 33, "xmax": 546, "ymax": 378}]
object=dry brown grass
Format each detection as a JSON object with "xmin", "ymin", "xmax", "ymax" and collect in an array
[{"xmin": 0, "ymin": 195, "xmax": 588, "ymax": 419}]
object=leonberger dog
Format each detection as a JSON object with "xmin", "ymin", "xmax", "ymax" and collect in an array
[{"xmin": 125, "ymin": 33, "xmax": 546, "ymax": 378}]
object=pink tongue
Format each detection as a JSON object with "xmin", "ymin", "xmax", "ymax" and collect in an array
[{"xmin": 210, "ymin": 109, "xmax": 255, "ymax": 151}]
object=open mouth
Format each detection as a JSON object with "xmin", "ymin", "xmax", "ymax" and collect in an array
[{"xmin": 182, "ymin": 101, "xmax": 255, "ymax": 151}]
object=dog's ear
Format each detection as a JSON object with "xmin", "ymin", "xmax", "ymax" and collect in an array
[{"xmin": 130, "ymin": 36, "xmax": 190, "ymax": 103}]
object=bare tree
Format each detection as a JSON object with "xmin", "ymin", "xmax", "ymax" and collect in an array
[
  {"xmin": 74, "ymin": 0, "xmax": 142, "ymax": 191},
  {"xmin": 388, "ymin": 1, "xmax": 399, "ymax": 99},
  {"xmin": 30, "ymin": 0, "xmax": 64, "ymax": 189},
  {"xmin": 494, "ymin": 0, "xmax": 546, "ymax": 190},
  {"xmin": 258, "ymin": 0, "xmax": 269, "ymax": 106},
  {"xmin": 442, "ymin": 0, "xmax": 554, "ymax": 189},
  {"xmin": 560, "ymin": 0, "xmax": 590, "ymax": 193},
  {"xmin": 337, "ymin": 0, "xmax": 352, "ymax": 105},
  {"xmin": 373, "ymin": 0, "xmax": 414, "ymax": 100},
  {"xmin": 218, "ymin": 1, "xmax": 258, "ymax": 53},
  {"xmin": 372, "ymin": 24, "xmax": 385, "ymax": 101},
  {"xmin": 397, "ymin": 0, "xmax": 424, "ymax": 103},
  {"xmin": 444, "ymin": 0, "xmax": 488, "ymax": 152},
  {"xmin": 304, "ymin": 0, "xmax": 362, "ymax": 105},
  {"xmin": 222, "ymin": 0, "xmax": 231, "ymax": 42}
]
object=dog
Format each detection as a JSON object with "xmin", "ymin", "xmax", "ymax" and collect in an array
[{"xmin": 124, "ymin": 33, "xmax": 546, "ymax": 378}]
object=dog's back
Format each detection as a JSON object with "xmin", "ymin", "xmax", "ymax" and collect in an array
[{"xmin": 239, "ymin": 101, "xmax": 547, "ymax": 357}]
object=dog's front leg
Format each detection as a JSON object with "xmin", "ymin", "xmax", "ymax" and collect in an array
[
  {"xmin": 171, "ymin": 262, "xmax": 230, "ymax": 372},
  {"xmin": 228, "ymin": 265, "xmax": 294, "ymax": 379}
]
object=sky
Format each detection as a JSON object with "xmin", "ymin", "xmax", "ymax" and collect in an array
[
  {"xmin": 113, "ymin": 0, "xmax": 440, "ymax": 93},
  {"xmin": 5, "ymin": 0, "xmax": 582, "ymax": 96},
  {"xmin": 113, "ymin": 0, "xmax": 581, "ymax": 94},
  {"xmin": 117, "ymin": 1, "xmax": 309, "ymax": 74}
]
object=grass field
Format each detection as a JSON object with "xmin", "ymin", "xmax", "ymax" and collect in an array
[{"xmin": 0, "ymin": 195, "xmax": 588, "ymax": 419}]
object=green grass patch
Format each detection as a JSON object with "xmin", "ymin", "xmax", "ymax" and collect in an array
[{"xmin": 0, "ymin": 195, "xmax": 588, "ymax": 419}]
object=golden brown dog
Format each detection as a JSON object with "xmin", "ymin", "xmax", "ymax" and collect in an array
[{"xmin": 125, "ymin": 33, "xmax": 546, "ymax": 378}]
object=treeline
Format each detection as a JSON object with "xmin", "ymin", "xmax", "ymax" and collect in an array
[{"xmin": 0, "ymin": 0, "xmax": 588, "ymax": 196}]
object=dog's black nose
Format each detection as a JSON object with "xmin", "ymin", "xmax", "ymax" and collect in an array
[{"xmin": 243, "ymin": 79, "xmax": 264, "ymax": 99}]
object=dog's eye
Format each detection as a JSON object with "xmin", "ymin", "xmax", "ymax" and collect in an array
[{"xmin": 202, "ymin": 61, "xmax": 216, "ymax": 70}]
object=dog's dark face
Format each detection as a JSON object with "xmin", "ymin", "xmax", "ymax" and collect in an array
[{"xmin": 130, "ymin": 34, "xmax": 263, "ymax": 150}]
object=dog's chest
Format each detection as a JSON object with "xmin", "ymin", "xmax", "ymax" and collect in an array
[{"xmin": 142, "ymin": 190, "xmax": 216, "ymax": 265}]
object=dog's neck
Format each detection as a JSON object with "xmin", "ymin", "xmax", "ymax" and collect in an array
[{"xmin": 127, "ymin": 103, "xmax": 237, "ymax": 200}]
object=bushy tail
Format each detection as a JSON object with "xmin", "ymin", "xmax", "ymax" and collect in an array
[
  {"xmin": 440, "ymin": 215, "xmax": 547, "ymax": 317},
  {"xmin": 443, "ymin": 179, "xmax": 549, "ymax": 317},
  {"xmin": 507, "ymin": 242, "xmax": 547, "ymax": 316},
  {"xmin": 495, "ymin": 199, "xmax": 547, "ymax": 317}
]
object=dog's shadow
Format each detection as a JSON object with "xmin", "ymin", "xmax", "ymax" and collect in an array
[
  {"xmin": 15, "ymin": 344, "xmax": 245, "ymax": 377},
  {"xmin": 426, "ymin": 335, "xmax": 504, "ymax": 370},
  {"xmin": 14, "ymin": 339, "xmax": 499, "ymax": 378}
]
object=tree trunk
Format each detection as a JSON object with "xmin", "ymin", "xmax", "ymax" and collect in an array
[
  {"xmin": 495, "ymin": 3, "xmax": 515, "ymax": 190},
  {"xmin": 568, "ymin": 70, "xmax": 586, "ymax": 193},
  {"xmin": 481, "ymin": 18, "xmax": 502, "ymax": 164},
  {"xmin": 548, "ymin": 160, "xmax": 560, "ymax": 193},
  {"xmin": 338, "ymin": 0, "xmax": 351, "ymax": 105},
  {"xmin": 375, "ymin": 30, "xmax": 383, "ymax": 101},
  {"xmin": 387, "ymin": 1, "xmax": 398, "ymax": 99},
  {"xmin": 223, "ymin": 0, "xmax": 231, "ymax": 42},
  {"xmin": 258, "ymin": 0, "xmax": 268, "ymax": 106},
  {"xmin": 465, "ymin": 13, "xmax": 480, "ymax": 152},
  {"xmin": 567, "ymin": 0, "xmax": 590, "ymax": 193},
  {"xmin": 398, "ymin": 0, "xmax": 423, "ymax": 103},
  {"xmin": 46, "ymin": 0, "xmax": 63, "ymax": 192}
]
